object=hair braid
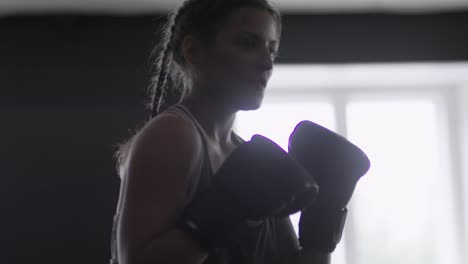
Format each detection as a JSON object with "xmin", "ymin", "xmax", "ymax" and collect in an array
[
  {"xmin": 149, "ymin": 0, "xmax": 202, "ymax": 118},
  {"xmin": 149, "ymin": 11, "xmax": 175, "ymax": 117}
]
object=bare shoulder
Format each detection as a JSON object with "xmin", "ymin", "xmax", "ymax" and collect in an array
[
  {"xmin": 129, "ymin": 111, "xmax": 203, "ymax": 170},
  {"xmin": 121, "ymin": 111, "xmax": 205, "ymax": 198}
]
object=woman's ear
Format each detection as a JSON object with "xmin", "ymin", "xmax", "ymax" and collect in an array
[{"xmin": 181, "ymin": 35, "xmax": 203, "ymax": 66}]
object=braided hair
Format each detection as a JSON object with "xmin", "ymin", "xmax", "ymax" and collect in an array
[{"xmin": 115, "ymin": 0, "xmax": 281, "ymax": 175}]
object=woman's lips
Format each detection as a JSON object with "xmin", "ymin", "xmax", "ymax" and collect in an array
[{"xmin": 247, "ymin": 79, "xmax": 267, "ymax": 89}]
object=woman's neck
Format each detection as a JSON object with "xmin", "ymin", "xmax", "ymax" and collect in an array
[{"xmin": 180, "ymin": 94, "xmax": 237, "ymax": 147}]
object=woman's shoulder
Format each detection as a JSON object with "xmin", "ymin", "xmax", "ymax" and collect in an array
[
  {"xmin": 138, "ymin": 111, "xmax": 201, "ymax": 146},
  {"xmin": 123, "ymin": 111, "xmax": 204, "ymax": 174}
]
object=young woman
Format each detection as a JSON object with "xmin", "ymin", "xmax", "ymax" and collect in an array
[{"xmin": 110, "ymin": 1, "xmax": 347, "ymax": 263}]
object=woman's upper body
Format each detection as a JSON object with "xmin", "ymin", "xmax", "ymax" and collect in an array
[
  {"xmin": 112, "ymin": 103, "xmax": 303, "ymax": 264},
  {"xmin": 111, "ymin": 0, "xmax": 332, "ymax": 263},
  {"xmin": 113, "ymin": 103, "xmax": 329, "ymax": 264}
]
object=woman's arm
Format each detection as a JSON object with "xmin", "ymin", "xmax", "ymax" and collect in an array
[
  {"xmin": 117, "ymin": 113, "xmax": 209, "ymax": 264},
  {"xmin": 275, "ymin": 217, "xmax": 331, "ymax": 264}
]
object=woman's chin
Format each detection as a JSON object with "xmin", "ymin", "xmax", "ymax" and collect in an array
[{"xmin": 237, "ymin": 96, "xmax": 264, "ymax": 111}]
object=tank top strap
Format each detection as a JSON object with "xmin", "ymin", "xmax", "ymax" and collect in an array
[
  {"xmin": 165, "ymin": 104, "xmax": 213, "ymax": 172},
  {"xmin": 165, "ymin": 104, "xmax": 211, "ymax": 152},
  {"xmin": 165, "ymin": 104, "xmax": 214, "ymax": 201}
]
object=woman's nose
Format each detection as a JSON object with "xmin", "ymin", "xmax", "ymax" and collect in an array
[{"xmin": 258, "ymin": 47, "xmax": 274, "ymax": 71}]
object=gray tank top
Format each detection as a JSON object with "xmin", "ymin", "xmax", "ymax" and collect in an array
[{"xmin": 110, "ymin": 104, "xmax": 281, "ymax": 264}]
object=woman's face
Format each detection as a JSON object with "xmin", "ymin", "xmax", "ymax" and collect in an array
[{"xmin": 195, "ymin": 7, "xmax": 279, "ymax": 111}]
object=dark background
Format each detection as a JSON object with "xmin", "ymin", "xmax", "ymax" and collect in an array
[{"xmin": 1, "ymin": 11, "xmax": 468, "ymax": 263}]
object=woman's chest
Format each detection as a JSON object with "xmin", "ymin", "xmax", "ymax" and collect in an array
[{"xmin": 205, "ymin": 142, "xmax": 237, "ymax": 174}]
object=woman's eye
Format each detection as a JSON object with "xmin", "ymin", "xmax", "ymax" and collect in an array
[
  {"xmin": 238, "ymin": 36, "xmax": 257, "ymax": 49},
  {"xmin": 237, "ymin": 35, "xmax": 279, "ymax": 59}
]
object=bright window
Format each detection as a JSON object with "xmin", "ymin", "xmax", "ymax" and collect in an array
[
  {"xmin": 234, "ymin": 63, "xmax": 466, "ymax": 264},
  {"xmin": 346, "ymin": 99, "xmax": 458, "ymax": 264}
]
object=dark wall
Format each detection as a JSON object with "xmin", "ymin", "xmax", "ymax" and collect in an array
[
  {"xmin": 280, "ymin": 12, "xmax": 468, "ymax": 63},
  {"xmin": 1, "ymin": 104, "xmax": 144, "ymax": 264},
  {"xmin": 1, "ymin": 11, "xmax": 467, "ymax": 264}
]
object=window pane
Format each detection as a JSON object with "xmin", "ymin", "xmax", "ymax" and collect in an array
[{"xmin": 347, "ymin": 99, "xmax": 458, "ymax": 264}]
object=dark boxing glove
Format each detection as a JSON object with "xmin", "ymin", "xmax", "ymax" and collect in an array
[
  {"xmin": 288, "ymin": 120, "xmax": 370, "ymax": 253},
  {"xmin": 178, "ymin": 134, "xmax": 319, "ymax": 252}
]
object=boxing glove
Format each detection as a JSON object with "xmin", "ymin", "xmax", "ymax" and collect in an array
[
  {"xmin": 288, "ymin": 120, "xmax": 370, "ymax": 253},
  {"xmin": 178, "ymin": 134, "xmax": 319, "ymax": 252}
]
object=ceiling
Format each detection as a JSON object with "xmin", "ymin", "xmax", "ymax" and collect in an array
[{"xmin": 1, "ymin": 0, "xmax": 468, "ymax": 16}]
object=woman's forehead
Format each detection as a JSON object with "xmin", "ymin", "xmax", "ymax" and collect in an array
[{"xmin": 221, "ymin": 7, "xmax": 279, "ymax": 41}]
